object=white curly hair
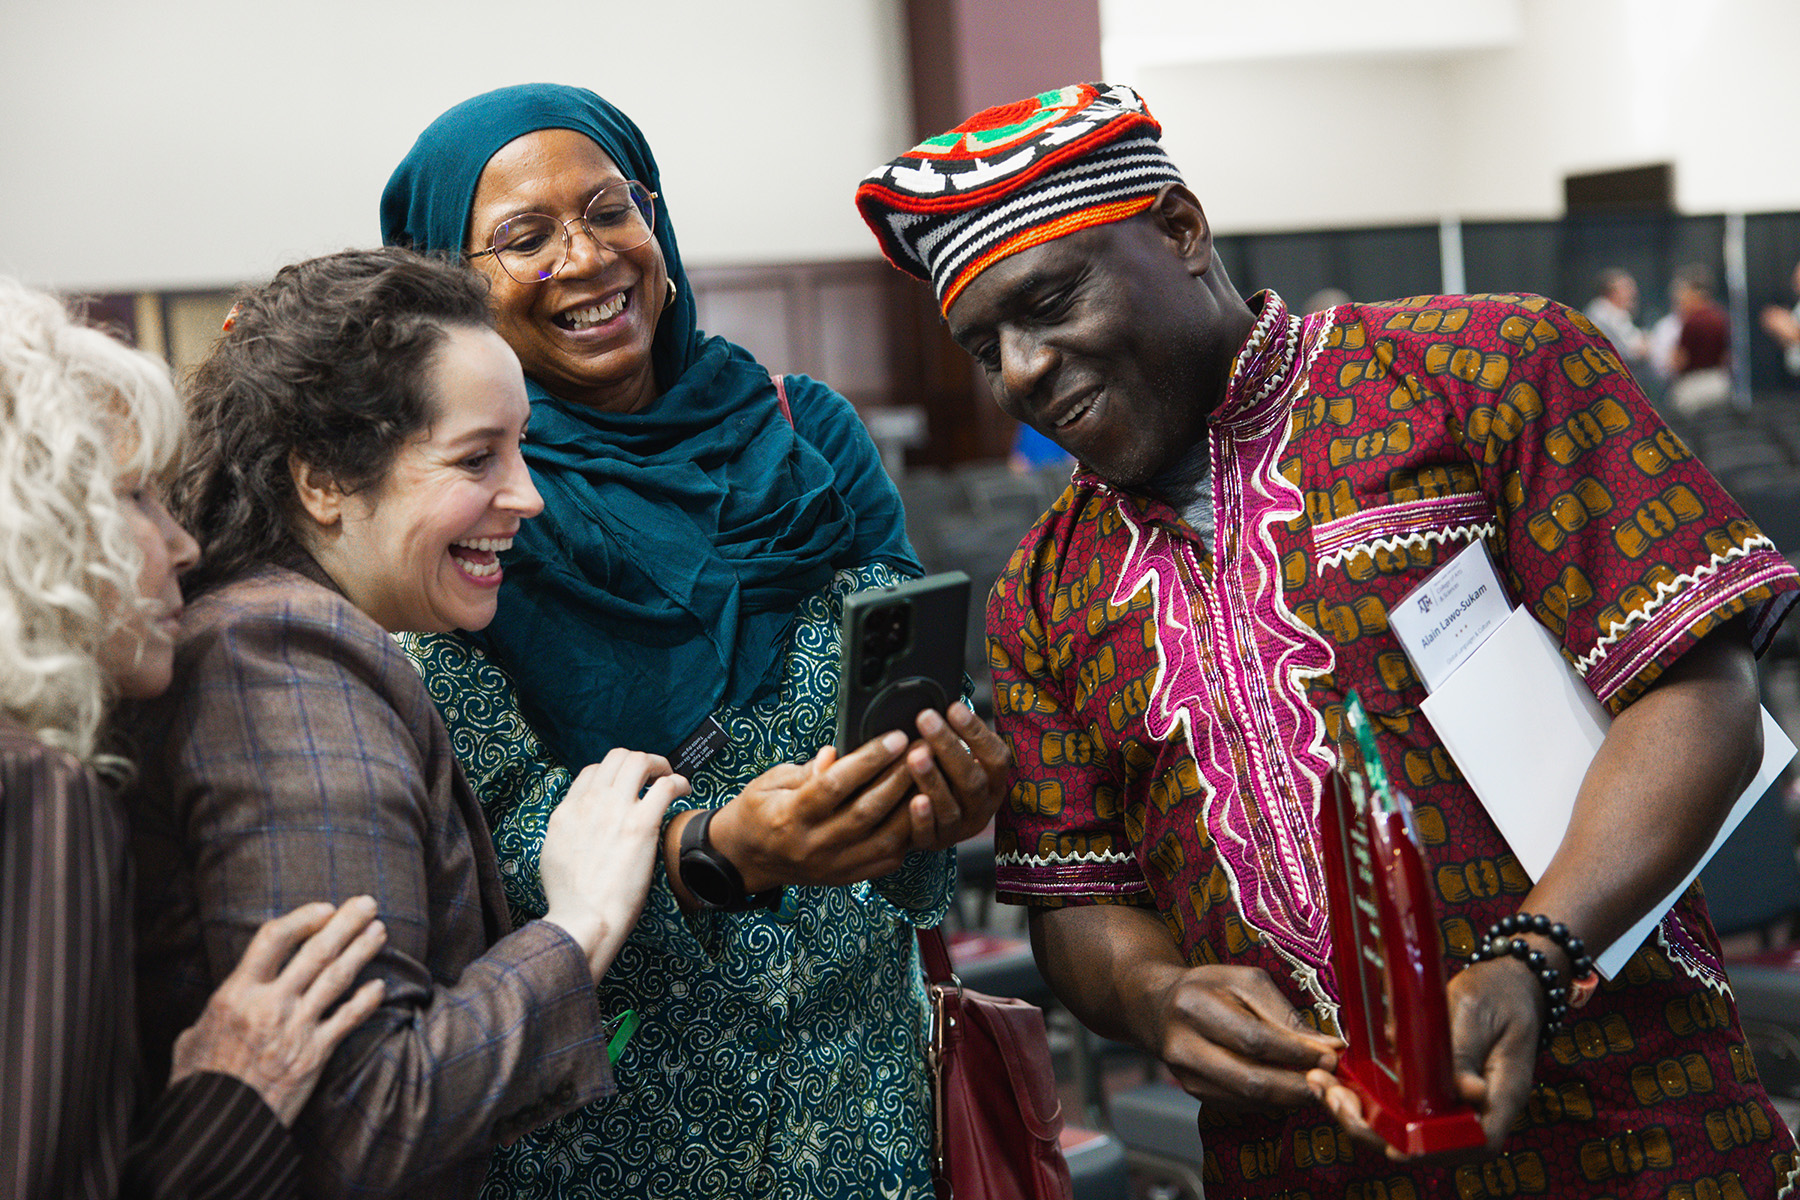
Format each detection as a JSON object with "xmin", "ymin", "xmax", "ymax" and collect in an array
[{"xmin": 0, "ymin": 277, "xmax": 185, "ymax": 763}]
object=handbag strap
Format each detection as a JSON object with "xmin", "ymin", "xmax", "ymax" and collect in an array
[
  {"xmin": 770, "ymin": 370, "xmax": 794, "ymax": 427},
  {"xmin": 917, "ymin": 926, "xmax": 958, "ymax": 985}
]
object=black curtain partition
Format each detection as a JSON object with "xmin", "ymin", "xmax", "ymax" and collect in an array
[
  {"xmin": 1217, "ymin": 211, "xmax": 1800, "ymax": 402},
  {"xmin": 1214, "ymin": 224, "xmax": 1440, "ymax": 312}
]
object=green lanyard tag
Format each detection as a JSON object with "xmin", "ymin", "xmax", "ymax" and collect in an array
[{"xmin": 605, "ymin": 1009, "xmax": 639, "ymax": 1065}]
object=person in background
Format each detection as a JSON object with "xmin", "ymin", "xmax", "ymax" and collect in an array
[
  {"xmin": 380, "ymin": 83, "xmax": 1010, "ymax": 1199},
  {"xmin": 1668, "ymin": 263, "xmax": 1733, "ymax": 416},
  {"xmin": 1584, "ymin": 267, "xmax": 1652, "ymax": 368},
  {"xmin": 1301, "ymin": 285, "xmax": 1351, "ymax": 315},
  {"xmin": 857, "ymin": 81, "xmax": 1800, "ymax": 1199},
  {"xmin": 0, "ymin": 276, "xmax": 386, "ymax": 1200},
  {"xmin": 125, "ymin": 249, "xmax": 686, "ymax": 1200},
  {"xmin": 1760, "ymin": 258, "xmax": 1800, "ymax": 377}
]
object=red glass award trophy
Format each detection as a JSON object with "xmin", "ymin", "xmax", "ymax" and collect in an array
[{"xmin": 1318, "ymin": 693, "xmax": 1485, "ymax": 1156}]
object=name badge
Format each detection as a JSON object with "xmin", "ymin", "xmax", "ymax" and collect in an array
[{"xmin": 1385, "ymin": 538, "xmax": 1510, "ymax": 693}]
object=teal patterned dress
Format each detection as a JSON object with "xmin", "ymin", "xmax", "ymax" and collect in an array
[{"xmin": 400, "ymin": 561, "xmax": 950, "ymax": 1200}]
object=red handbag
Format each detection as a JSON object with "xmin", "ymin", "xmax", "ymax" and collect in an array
[{"xmin": 918, "ymin": 928, "xmax": 1074, "ymax": 1200}]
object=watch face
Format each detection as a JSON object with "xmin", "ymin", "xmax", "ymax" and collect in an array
[{"xmin": 679, "ymin": 851, "xmax": 740, "ymax": 908}]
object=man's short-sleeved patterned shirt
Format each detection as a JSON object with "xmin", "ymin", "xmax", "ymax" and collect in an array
[{"xmin": 990, "ymin": 290, "xmax": 1800, "ymax": 1199}]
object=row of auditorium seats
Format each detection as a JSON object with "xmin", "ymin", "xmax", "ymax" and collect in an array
[{"xmin": 1667, "ymin": 399, "xmax": 1800, "ymax": 557}]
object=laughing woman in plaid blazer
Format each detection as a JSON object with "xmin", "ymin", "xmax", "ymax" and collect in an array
[{"xmin": 124, "ymin": 249, "xmax": 699, "ymax": 1200}]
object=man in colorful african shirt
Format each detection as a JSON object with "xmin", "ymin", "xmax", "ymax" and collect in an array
[{"xmin": 859, "ymin": 83, "xmax": 1800, "ymax": 1199}]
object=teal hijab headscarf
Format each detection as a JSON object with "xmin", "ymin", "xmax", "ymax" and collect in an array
[{"xmin": 381, "ymin": 83, "xmax": 919, "ymax": 770}]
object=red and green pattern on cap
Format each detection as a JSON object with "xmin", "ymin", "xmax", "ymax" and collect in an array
[
  {"xmin": 909, "ymin": 84, "xmax": 1098, "ymax": 165},
  {"xmin": 856, "ymin": 82, "xmax": 1183, "ymax": 313}
]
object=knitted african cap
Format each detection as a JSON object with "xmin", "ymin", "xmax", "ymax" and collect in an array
[{"xmin": 856, "ymin": 82, "xmax": 1185, "ymax": 313}]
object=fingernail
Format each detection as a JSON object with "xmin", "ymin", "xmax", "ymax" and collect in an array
[
  {"xmin": 948, "ymin": 701, "xmax": 971, "ymax": 722},
  {"xmin": 917, "ymin": 708, "xmax": 945, "ymax": 734},
  {"xmin": 883, "ymin": 730, "xmax": 908, "ymax": 752}
]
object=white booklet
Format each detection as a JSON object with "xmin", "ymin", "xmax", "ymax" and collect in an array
[{"xmin": 1410, "ymin": 601, "xmax": 1795, "ymax": 978}]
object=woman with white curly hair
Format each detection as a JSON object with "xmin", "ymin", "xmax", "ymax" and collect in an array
[{"xmin": 0, "ymin": 276, "xmax": 387, "ymax": 1200}]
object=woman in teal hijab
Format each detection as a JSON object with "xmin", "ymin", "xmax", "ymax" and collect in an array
[{"xmin": 382, "ymin": 84, "xmax": 1008, "ymax": 1200}]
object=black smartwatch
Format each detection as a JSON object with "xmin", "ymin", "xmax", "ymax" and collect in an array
[{"xmin": 676, "ymin": 808, "xmax": 784, "ymax": 912}]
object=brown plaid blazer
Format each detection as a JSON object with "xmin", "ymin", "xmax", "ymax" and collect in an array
[{"xmin": 126, "ymin": 562, "xmax": 613, "ymax": 1200}]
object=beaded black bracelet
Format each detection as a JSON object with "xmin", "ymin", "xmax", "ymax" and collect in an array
[
  {"xmin": 1466, "ymin": 913, "xmax": 1597, "ymax": 1038},
  {"xmin": 1489, "ymin": 912, "xmax": 1596, "ymax": 982}
]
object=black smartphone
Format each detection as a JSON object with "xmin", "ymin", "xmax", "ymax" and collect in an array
[{"xmin": 834, "ymin": 570, "xmax": 971, "ymax": 754}]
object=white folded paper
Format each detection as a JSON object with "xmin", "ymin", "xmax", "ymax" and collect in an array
[{"xmin": 1417, "ymin": 605, "xmax": 1795, "ymax": 977}]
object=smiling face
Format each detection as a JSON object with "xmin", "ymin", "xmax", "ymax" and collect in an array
[
  {"xmin": 466, "ymin": 129, "xmax": 668, "ymax": 414},
  {"xmin": 946, "ymin": 188, "xmax": 1254, "ymax": 488},
  {"xmin": 301, "ymin": 325, "xmax": 544, "ymax": 633},
  {"xmin": 96, "ymin": 480, "xmax": 199, "ymax": 700}
]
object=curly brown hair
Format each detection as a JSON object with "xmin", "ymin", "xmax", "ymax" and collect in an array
[{"xmin": 177, "ymin": 247, "xmax": 493, "ymax": 595}]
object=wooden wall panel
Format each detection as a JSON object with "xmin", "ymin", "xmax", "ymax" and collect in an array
[
  {"xmin": 691, "ymin": 277, "xmax": 794, "ymax": 376},
  {"xmin": 687, "ymin": 257, "xmax": 1014, "ymax": 468},
  {"xmin": 816, "ymin": 276, "xmax": 890, "ymax": 399}
]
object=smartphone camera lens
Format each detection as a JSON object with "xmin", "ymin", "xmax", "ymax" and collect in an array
[
  {"xmin": 859, "ymin": 654, "xmax": 885, "ymax": 688},
  {"xmin": 883, "ymin": 607, "xmax": 910, "ymax": 652}
]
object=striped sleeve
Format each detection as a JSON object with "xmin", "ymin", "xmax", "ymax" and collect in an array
[
  {"xmin": 0, "ymin": 733, "xmax": 135, "ymax": 1200},
  {"xmin": 123, "ymin": 1071, "xmax": 300, "ymax": 1200}
]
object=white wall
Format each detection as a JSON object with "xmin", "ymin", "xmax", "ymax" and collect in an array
[
  {"xmin": 5, "ymin": 0, "xmax": 1799, "ymax": 292},
  {"xmin": 1119, "ymin": 0, "xmax": 1800, "ymax": 233},
  {"xmin": 0, "ymin": 0, "xmax": 912, "ymax": 291},
  {"xmin": 1127, "ymin": 56, "xmax": 1462, "ymax": 232}
]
